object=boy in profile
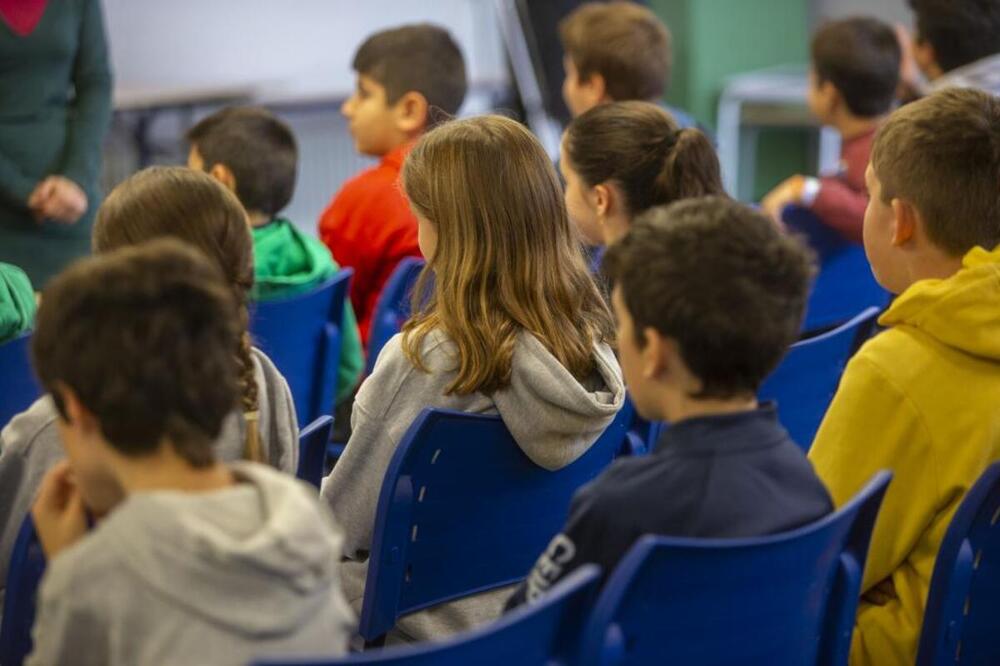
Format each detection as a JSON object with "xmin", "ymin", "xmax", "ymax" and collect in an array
[
  {"xmin": 187, "ymin": 106, "xmax": 363, "ymax": 403},
  {"xmin": 25, "ymin": 239, "xmax": 353, "ymax": 666},
  {"xmin": 318, "ymin": 24, "xmax": 466, "ymax": 345},
  {"xmin": 558, "ymin": 1, "xmax": 698, "ymax": 128},
  {"xmin": 809, "ymin": 88, "xmax": 1000, "ymax": 666},
  {"xmin": 762, "ymin": 17, "xmax": 900, "ymax": 242},
  {"xmin": 508, "ymin": 196, "xmax": 832, "ymax": 608}
]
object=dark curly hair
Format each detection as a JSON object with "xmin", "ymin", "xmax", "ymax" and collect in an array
[
  {"xmin": 33, "ymin": 239, "xmax": 240, "ymax": 466},
  {"xmin": 603, "ymin": 196, "xmax": 815, "ymax": 399}
]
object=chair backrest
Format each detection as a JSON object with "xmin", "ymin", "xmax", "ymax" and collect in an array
[
  {"xmin": 759, "ymin": 306, "xmax": 880, "ymax": 450},
  {"xmin": 297, "ymin": 415, "xmax": 334, "ymax": 489},
  {"xmin": 0, "ymin": 516, "xmax": 46, "ymax": 666},
  {"xmin": 250, "ymin": 270, "xmax": 352, "ymax": 424},
  {"xmin": 358, "ymin": 406, "xmax": 630, "ymax": 642},
  {"xmin": 0, "ymin": 331, "xmax": 42, "ymax": 427},
  {"xmin": 581, "ymin": 471, "xmax": 892, "ymax": 666},
  {"xmin": 366, "ymin": 258, "xmax": 425, "ymax": 374},
  {"xmin": 782, "ymin": 205, "xmax": 891, "ymax": 334},
  {"xmin": 254, "ymin": 565, "xmax": 601, "ymax": 666},
  {"xmin": 916, "ymin": 462, "xmax": 1000, "ymax": 666}
]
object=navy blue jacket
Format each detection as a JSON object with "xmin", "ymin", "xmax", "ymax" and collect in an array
[{"xmin": 507, "ymin": 405, "xmax": 833, "ymax": 608}]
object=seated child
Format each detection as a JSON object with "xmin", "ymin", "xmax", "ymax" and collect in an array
[
  {"xmin": 508, "ymin": 196, "xmax": 833, "ymax": 608},
  {"xmin": 762, "ymin": 17, "xmax": 900, "ymax": 242},
  {"xmin": 903, "ymin": 0, "xmax": 1000, "ymax": 96},
  {"xmin": 321, "ymin": 115, "xmax": 625, "ymax": 641},
  {"xmin": 25, "ymin": 239, "xmax": 352, "ymax": 666},
  {"xmin": 318, "ymin": 24, "xmax": 467, "ymax": 346},
  {"xmin": 0, "ymin": 262, "xmax": 34, "ymax": 343},
  {"xmin": 561, "ymin": 100, "xmax": 723, "ymax": 247},
  {"xmin": 559, "ymin": 1, "xmax": 698, "ymax": 127},
  {"xmin": 0, "ymin": 167, "xmax": 298, "ymax": 608},
  {"xmin": 187, "ymin": 106, "xmax": 364, "ymax": 402},
  {"xmin": 808, "ymin": 88, "xmax": 1000, "ymax": 666}
]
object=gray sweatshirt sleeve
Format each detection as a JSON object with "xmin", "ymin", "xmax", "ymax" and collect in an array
[
  {"xmin": 252, "ymin": 348, "xmax": 299, "ymax": 475},
  {"xmin": 25, "ymin": 561, "xmax": 108, "ymax": 666}
]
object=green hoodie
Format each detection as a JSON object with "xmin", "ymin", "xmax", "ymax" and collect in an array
[
  {"xmin": 0, "ymin": 262, "xmax": 35, "ymax": 343},
  {"xmin": 251, "ymin": 219, "xmax": 363, "ymax": 402}
]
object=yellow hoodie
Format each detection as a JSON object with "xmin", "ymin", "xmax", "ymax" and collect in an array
[{"xmin": 809, "ymin": 245, "xmax": 1000, "ymax": 666}]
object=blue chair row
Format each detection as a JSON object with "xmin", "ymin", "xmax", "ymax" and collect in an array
[
  {"xmin": 782, "ymin": 204, "xmax": 891, "ymax": 335},
  {"xmin": 250, "ymin": 270, "xmax": 353, "ymax": 426},
  {"xmin": 297, "ymin": 415, "xmax": 334, "ymax": 489},
  {"xmin": 0, "ymin": 331, "xmax": 42, "ymax": 428},
  {"xmin": 255, "ymin": 470, "xmax": 892, "ymax": 666}
]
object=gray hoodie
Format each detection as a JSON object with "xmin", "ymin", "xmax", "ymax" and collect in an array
[
  {"xmin": 320, "ymin": 330, "xmax": 624, "ymax": 642},
  {"xmin": 25, "ymin": 462, "xmax": 354, "ymax": 666},
  {"xmin": 0, "ymin": 348, "xmax": 298, "ymax": 615}
]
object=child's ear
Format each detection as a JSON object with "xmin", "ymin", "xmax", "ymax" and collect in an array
[
  {"xmin": 591, "ymin": 183, "xmax": 612, "ymax": 217},
  {"xmin": 912, "ymin": 37, "xmax": 943, "ymax": 81},
  {"xmin": 55, "ymin": 383, "xmax": 100, "ymax": 434},
  {"xmin": 641, "ymin": 327, "xmax": 669, "ymax": 381},
  {"xmin": 208, "ymin": 163, "xmax": 237, "ymax": 194},
  {"xmin": 394, "ymin": 91, "xmax": 431, "ymax": 135},
  {"xmin": 890, "ymin": 197, "xmax": 918, "ymax": 247},
  {"xmin": 586, "ymin": 72, "xmax": 609, "ymax": 103}
]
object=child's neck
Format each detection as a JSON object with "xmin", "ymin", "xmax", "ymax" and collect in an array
[
  {"xmin": 111, "ymin": 443, "xmax": 235, "ymax": 496},
  {"xmin": 248, "ymin": 211, "xmax": 272, "ymax": 228},
  {"xmin": 665, "ymin": 394, "xmax": 759, "ymax": 424},
  {"xmin": 831, "ymin": 113, "xmax": 881, "ymax": 141}
]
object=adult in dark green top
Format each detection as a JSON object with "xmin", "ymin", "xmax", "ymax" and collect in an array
[
  {"xmin": 187, "ymin": 107, "xmax": 365, "ymax": 403},
  {"xmin": 0, "ymin": 0, "xmax": 112, "ymax": 288}
]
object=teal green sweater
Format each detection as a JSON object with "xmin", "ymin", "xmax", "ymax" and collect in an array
[
  {"xmin": 252, "ymin": 219, "xmax": 364, "ymax": 402},
  {"xmin": 0, "ymin": 0, "xmax": 112, "ymax": 287}
]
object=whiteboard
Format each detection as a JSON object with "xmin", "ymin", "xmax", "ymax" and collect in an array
[{"xmin": 102, "ymin": 0, "xmax": 508, "ymax": 107}]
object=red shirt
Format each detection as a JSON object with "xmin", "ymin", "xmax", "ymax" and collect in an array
[
  {"xmin": 318, "ymin": 144, "xmax": 422, "ymax": 345},
  {"xmin": 808, "ymin": 126, "xmax": 877, "ymax": 244}
]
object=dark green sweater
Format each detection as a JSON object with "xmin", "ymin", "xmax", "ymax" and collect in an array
[{"xmin": 0, "ymin": 0, "xmax": 111, "ymax": 287}]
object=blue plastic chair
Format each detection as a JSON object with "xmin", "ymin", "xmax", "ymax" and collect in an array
[
  {"xmin": 357, "ymin": 406, "xmax": 629, "ymax": 643},
  {"xmin": 759, "ymin": 306, "xmax": 880, "ymax": 450},
  {"xmin": 0, "ymin": 515, "xmax": 46, "ymax": 666},
  {"xmin": 250, "ymin": 270, "xmax": 353, "ymax": 425},
  {"xmin": 297, "ymin": 416, "xmax": 333, "ymax": 489},
  {"xmin": 366, "ymin": 258, "xmax": 425, "ymax": 374},
  {"xmin": 782, "ymin": 205, "xmax": 891, "ymax": 334},
  {"xmin": 916, "ymin": 462, "xmax": 1000, "ymax": 666},
  {"xmin": 253, "ymin": 565, "xmax": 600, "ymax": 666},
  {"xmin": 580, "ymin": 470, "xmax": 892, "ymax": 666},
  {"xmin": 0, "ymin": 331, "xmax": 42, "ymax": 428}
]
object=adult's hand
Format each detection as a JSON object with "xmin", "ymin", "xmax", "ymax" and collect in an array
[
  {"xmin": 32, "ymin": 460, "xmax": 89, "ymax": 559},
  {"xmin": 28, "ymin": 175, "xmax": 88, "ymax": 224}
]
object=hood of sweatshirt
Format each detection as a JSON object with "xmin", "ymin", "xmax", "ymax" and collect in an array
[
  {"xmin": 492, "ymin": 331, "xmax": 625, "ymax": 470},
  {"xmin": 0, "ymin": 262, "xmax": 35, "ymax": 342},
  {"xmin": 100, "ymin": 462, "xmax": 352, "ymax": 637},
  {"xmin": 879, "ymin": 245, "xmax": 1000, "ymax": 361}
]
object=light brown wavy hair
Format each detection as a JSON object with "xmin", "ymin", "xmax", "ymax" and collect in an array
[
  {"xmin": 401, "ymin": 114, "xmax": 615, "ymax": 395},
  {"xmin": 92, "ymin": 166, "xmax": 264, "ymax": 463}
]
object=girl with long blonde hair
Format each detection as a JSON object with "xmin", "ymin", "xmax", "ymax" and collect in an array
[{"xmin": 321, "ymin": 114, "xmax": 625, "ymax": 642}]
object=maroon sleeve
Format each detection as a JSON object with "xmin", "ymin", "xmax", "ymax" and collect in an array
[{"xmin": 808, "ymin": 176, "xmax": 868, "ymax": 244}]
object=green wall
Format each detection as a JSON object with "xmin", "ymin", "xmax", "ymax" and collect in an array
[{"xmin": 650, "ymin": 0, "xmax": 813, "ymax": 199}]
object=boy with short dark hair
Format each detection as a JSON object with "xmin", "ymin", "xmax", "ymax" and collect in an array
[
  {"xmin": 558, "ymin": 1, "xmax": 697, "ymax": 128},
  {"xmin": 762, "ymin": 17, "xmax": 900, "ymax": 242},
  {"xmin": 25, "ymin": 239, "xmax": 353, "ymax": 666},
  {"xmin": 507, "ymin": 196, "xmax": 832, "ymax": 608},
  {"xmin": 318, "ymin": 24, "xmax": 466, "ymax": 345},
  {"xmin": 906, "ymin": 0, "xmax": 1000, "ymax": 95},
  {"xmin": 809, "ymin": 88, "xmax": 1000, "ymax": 666},
  {"xmin": 187, "ymin": 106, "xmax": 363, "ymax": 402}
]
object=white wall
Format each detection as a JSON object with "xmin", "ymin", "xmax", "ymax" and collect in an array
[
  {"xmin": 102, "ymin": 0, "xmax": 508, "ymax": 105},
  {"xmin": 811, "ymin": 0, "xmax": 913, "ymax": 29}
]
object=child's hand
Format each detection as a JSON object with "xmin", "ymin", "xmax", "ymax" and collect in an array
[
  {"xmin": 761, "ymin": 175, "xmax": 806, "ymax": 223},
  {"xmin": 32, "ymin": 461, "xmax": 89, "ymax": 559}
]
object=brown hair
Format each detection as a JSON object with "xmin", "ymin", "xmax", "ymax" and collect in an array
[
  {"xmin": 604, "ymin": 197, "xmax": 815, "ymax": 399},
  {"xmin": 871, "ymin": 87, "xmax": 1000, "ymax": 256},
  {"xmin": 565, "ymin": 101, "xmax": 724, "ymax": 218},
  {"xmin": 811, "ymin": 17, "xmax": 900, "ymax": 118},
  {"xmin": 354, "ymin": 23, "xmax": 467, "ymax": 121},
  {"xmin": 33, "ymin": 239, "xmax": 240, "ymax": 466},
  {"xmin": 401, "ymin": 115, "xmax": 615, "ymax": 395},
  {"xmin": 559, "ymin": 1, "xmax": 671, "ymax": 102},
  {"xmin": 93, "ymin": 166, "xmax": 265, "ymax": 462},
  {"xmin": 186, "ymin": 106, "xmax": 298, "ymax": 217}
]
